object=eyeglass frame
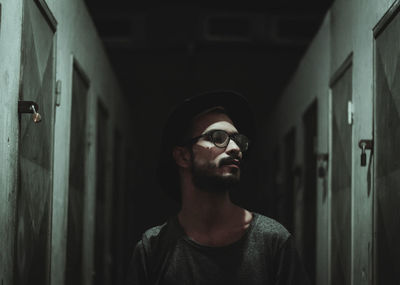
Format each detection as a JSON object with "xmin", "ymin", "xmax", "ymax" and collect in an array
[{"xmin": 179, "ymin": 129, "xmax": 250, "ymax": 152}]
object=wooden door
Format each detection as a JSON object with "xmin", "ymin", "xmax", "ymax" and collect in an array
[
  {"xmin": 330, "ymin": 59, "xmax": 352, "ymax": 285},
  {"xmin": 374, "ymin": 8, "xmax": 400, "ymax": 285},
  {"xmin": 15, "ymin": 0, "xmax": 56, "ymax": 284},
  {"xmin": 65, "ymin": 63, "xmax": 90, "ymax": 285},
  {"xmin": 94, "ymin": 101, "xmax": 109, "ymax": 285},
  {"xmin": 278, "ymin": 128, "xmax": 295, "ymax": 234},
  {"xmin": 302, "ymin": 101, "xmax": 317, "ymax": 285}
]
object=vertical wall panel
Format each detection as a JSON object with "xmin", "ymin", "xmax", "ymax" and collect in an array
[
  {"xmin": 123, "ymin": 149, "xmax": 135, "ymax": 278},
  {"xmin": 330, "ymin": 63, "xmax": 352, "ymax": 285},
  {"xmin": 65, "ymin": 63, "xmax": 89, "ymax": 285},
  {"xmin": 111, "ymin": 130, "xmax": 124, "ymax": 284},
  {"xmin": 278, "ymin": 128, "xmax": 296, "ymax": 233},
  {"xmin": 270, "ymin": 146, "xmax": 281, "ymax": 220},
  {"xmin": 15, "ymin": 0, "xmax": 55, "ymax": 284},
  {"xmin": 302, "ymin": 101, "xmax": 317, "ymax": 285},
  {"xmin": 94, "ymin": 102, "xmax": 109, "ymax": 285},
  {"xmin": 375, "ymin": 10, "xmax": 400, "ymax": 285}
]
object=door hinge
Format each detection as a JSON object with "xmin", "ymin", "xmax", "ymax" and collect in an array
[
  {"xmin": 56, "ymin": 80, "xmax": 62, "ymax": 106},
  {"xmin": 317, "ymin": 153, "xmax": 329, "ymax": 178},
  {"xmin": 347, "ymin": 101, "xmax": 354, "ymax": 125}
]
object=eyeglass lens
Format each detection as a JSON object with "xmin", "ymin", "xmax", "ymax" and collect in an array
[{"xmin": 211, "ymin": 130, "xmax": 248, "ymax": 151}]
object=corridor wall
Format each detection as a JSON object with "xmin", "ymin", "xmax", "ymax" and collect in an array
[
  {"xmin": 0, "ymin": 0, "xmax": 133, "ymax": 284},
  {"xmin": 264, "ymin": 0, "xmax": 400, "ymax": 284}
]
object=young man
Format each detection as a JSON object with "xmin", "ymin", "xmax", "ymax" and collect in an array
[{"xmin": 127, "ymin": 91, "xmax": 309, "ymax": 285}]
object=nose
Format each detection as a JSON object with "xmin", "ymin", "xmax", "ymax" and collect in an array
[{"xmin": 225, "ymin": 138, "xmax": 242, "ymax": 158}]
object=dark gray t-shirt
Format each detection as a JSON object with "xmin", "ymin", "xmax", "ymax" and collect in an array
[{"xmin": 127, "ymin": 213, "xmax": 309, "ymax": 285}]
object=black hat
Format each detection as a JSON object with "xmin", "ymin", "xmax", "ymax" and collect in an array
[{"xmin": 157, "ymin": 90, "xmax": 255, "ymax": 202}]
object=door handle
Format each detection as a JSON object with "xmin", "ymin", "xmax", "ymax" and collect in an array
[
  {"xmin": 18, "ymin": 101, "xmax": 42, "ymax": 123},
  {"xmin": 358, "ymin": 139, "xmax": 373, "ymax": 167}
]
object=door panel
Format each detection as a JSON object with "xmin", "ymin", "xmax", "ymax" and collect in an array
[
  {"xmin": 278, "ymin": 128, "xmax": 295, "ymax": 234},
  {"xmin": 375, "ymin": 11, "xmax": 400, "ymax": 284},
  {"xmin": 94, "ymin": 102, "xmax": 109, "ymax": 285},
  {"xmin": 330, "ymin": 63, "xmax": 352, "ymax": 285},
  {"xmin": 15, "ymin": 1, "xmax": 56, "ymax": 284},
  {"xmin": 302, "ymin": 101, "xmax": 317, "ymax": 285},
  {"xmin": 111, "ymin": 130, "xmax": 124, "ymax": 283},
  {"xmin": 65, "ymin": 63, "xmax": 89, "ymax": 285}
]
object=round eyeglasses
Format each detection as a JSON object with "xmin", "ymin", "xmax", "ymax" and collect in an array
[{"xmin": 182, "ymin": 129, "xmax": 249, "ymax": 152}]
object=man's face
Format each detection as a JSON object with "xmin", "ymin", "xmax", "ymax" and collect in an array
[{"xmin": 189, "ymin": 111, "xmax": 243, "ymax": 193}]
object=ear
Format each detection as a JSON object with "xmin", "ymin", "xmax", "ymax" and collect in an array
[{"xmin": 172, "ymin": 146, "xmax": 191, "ymax": 168}]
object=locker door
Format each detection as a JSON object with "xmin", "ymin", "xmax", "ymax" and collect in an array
[
  {"xmin": 15, "ymin": 1, "xmax": 56, "ymax": 284},
  {"xmin": 330, "ymin": 60, "xmax": 352, "ymax": 285},
  {"xmin": 374, "ymin": 9, "xmax": 400, "ymax": 285}
]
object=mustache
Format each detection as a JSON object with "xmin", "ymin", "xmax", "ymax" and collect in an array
[{"xmin": 219, "ymin": 156, "xmax": 241, "ymax": 167}]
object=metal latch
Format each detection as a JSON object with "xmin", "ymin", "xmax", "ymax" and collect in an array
[
  {"xmin": 18, "ymin": 101, "xmax": 42, "ymax": 123},
  {"xmin": 358, "ymin": 139, "xmax": 373, "ymax": 167},
  {"xmin": 317, "ymin": 153, "xmax": 329, "ymax": 178}
]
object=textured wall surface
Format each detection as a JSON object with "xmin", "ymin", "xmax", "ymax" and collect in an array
[{"xmin": 0, "ymin": 1, "xmax": 23, "ymax": 284}]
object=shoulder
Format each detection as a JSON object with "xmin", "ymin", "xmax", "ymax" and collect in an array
[
  {"xmin": 138, "ymin": 216, "xmax": 183, "ymax": 253},
  {"xmin": 251, "ymin": 213, "xmax": 291, "ymax": 246},
  {"xmin": 139, "ymin": 221, "xmax": 168, "ymax": 249},
  {"xmin": 128, "ymin": 221, "xmax": 173, "ymax": 284},
  {"xmin": 142, "ymin": 222, "xmax": 167, "ymax": 241},
  {"xmin": 253, "ymin": 213, "xmax": 290, "ymax": 236}
]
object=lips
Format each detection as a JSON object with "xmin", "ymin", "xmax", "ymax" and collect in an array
[{"xmin": 220, "ymin": 158, "xmax": 241, "ymax": 167}]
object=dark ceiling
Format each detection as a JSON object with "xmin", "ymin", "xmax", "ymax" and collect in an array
[{"xmin": 83, "ymin": 1, "xmax": 333, "ymax": 121}]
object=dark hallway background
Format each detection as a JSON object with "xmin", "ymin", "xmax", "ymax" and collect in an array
[
  {"xmin": 5, "ymin": 1, "xmax": 399, "ymax": 284},
  {"xmin": 82, "ymin": 0, "xmax": 333, "ymax": 282}
]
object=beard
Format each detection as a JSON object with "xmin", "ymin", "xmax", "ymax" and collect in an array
[{"xmin": 190, "ymin": 155, "xmax": 241, "ymax": 194}]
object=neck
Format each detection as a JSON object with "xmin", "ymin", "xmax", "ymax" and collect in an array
[
  {"xmin": 178, "ymin": 174, "xmax": 247, "ymax": 234},
  {"xmin": 180, "ymin": 191, "xmax": 234, "ymax": 226}
]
